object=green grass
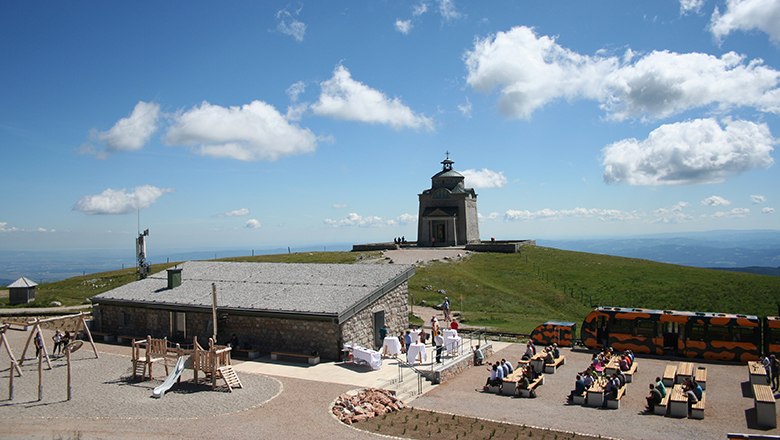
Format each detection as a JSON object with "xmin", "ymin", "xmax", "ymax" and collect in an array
[
  {"xmin": 3, "ymin": 247, "xmax": 779, "ymax": 337},
  {"xmin": 410, "ymin": 246, "xmax": 780, "ymax": 333}
]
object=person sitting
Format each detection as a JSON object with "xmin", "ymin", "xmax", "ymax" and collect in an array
[
  {"xmin": 603, "ymin": 374, "xmax": 620, "ymax": 407},
  {"xmin": 551, "ymin": 343, "xmax": 560, "ymax": 359},
  {"xmin": 690, "ymin": 378, "xmax": 703, "ymax": 401},
  {"xmin": 473, "ymin": 344, "xmax": 484, "ymax": 366},
  {"xmin": 655, "ymin": 376, "xmax": 667, "ymax": 398},
  {"xmin": 683, "ymin": 379, "xmax": 699, "ymax": 413},
  {"xmin": 544, "ymin": 348, "xmax": 555, "ymax": 365},
  {"xmin": 504, "ymin": 358, "xmax": 514, "ymax": 375},
  {"xmin": 645, "ymin": 383, "xmax": 662, "ymax": 412},
  {"xmin": 485, "ymin": 363, "xmax": 499, "ymax": 388},
  {"xmin": 517, "ymin": 373, "xmax": 531, "ymax": 392},
  {"xmin": 616, "ymin": 369, "xmax": 627, "ymax": 388},
  {"xmin": 522, "ymin": 341, "xmax": 536, "ymax": 360},
  {"xmin": 626, "ymin": 349, "xmax": 635, "ymax": 364},
  {"xmin": 572, "ymin": 374, "xmax": 586, "ymax": 399},
  {"xmin": 618, "ymin": 355, "xmax": 630, "ymax": 371},
  {"xmin": 500, "ymin": 359, "xmax": 509, "ymax": 376},
  {"xmin": 582, "ymin": 372, "xmax": 594, "ymax": 389}
]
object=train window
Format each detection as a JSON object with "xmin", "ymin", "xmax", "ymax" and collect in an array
[
  {"xmin": 769, "ymin": 328, "xmax": 780, "ymax": 344},
  {"xmin": 635, "ymin": 319, "xmax": 656, "ymax": 337},
  {"xmin": 689, "ymin": 323, "xmax": 706, "ymax": 341},
  {"xmin": 707, "ymin": 324, "xmax": 730, "ymax": 341},
  {"xmin": 609, "ymin": 318, "xmax": 634, "ymax": 335},
  {"xmin": 732, "ymin": 326, "xmax": 757, "ymax": 342}
]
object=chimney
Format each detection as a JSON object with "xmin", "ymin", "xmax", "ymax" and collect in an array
[{"xmin": 167, "ymin": 267, "xmax": 182, "ymax": 289}]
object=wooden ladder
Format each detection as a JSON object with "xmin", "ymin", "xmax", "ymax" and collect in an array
[
  {"xmin": 133, "ymin": 361, "xmax": 147, "ymax": 380},
  {"xmin": 218, "ymin": 366, "xmax": 243, "ymax": 392}
]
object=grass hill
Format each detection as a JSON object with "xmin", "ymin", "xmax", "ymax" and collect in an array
[{"xmin": 3, "ymin": 247, "xmax": 778, "ymax": 335}]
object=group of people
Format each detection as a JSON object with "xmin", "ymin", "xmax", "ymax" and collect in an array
[
  {"xmin": 570, "ymin": 346, "xmax": 634, "ymax": 406},
  {"xmin": 760, "ymin": 354, "xmax": 780, "ymax": 390},
  {"xmin": 392, "ymin": 236, "xmax": 406, "ymax": 245},
  {"xmin": 645, "ymin": 376, "xmax": 703, "ymax": 415},
  {"xmin": 33, "ymin": 329, "xmax": 73, "ymax": 357},
  {"xmin": 483, "ymin": 357, "xmax": 542, "ymax": 393}
]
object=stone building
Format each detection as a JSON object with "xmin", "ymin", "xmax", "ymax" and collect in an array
[
  {"xmin": 417, "ymin": 154, "xmax": 480, "ymax": 246},
  {"xmin": 7, "ymin": 276, "xmax": 37, "ymax": 305},
  {"xmin": 91, "ymin": 261, "xmax": 414, "ymax": 361}
]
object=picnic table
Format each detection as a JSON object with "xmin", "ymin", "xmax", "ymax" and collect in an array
[
  {"xmin": 586, "ymin": 378, "xmax": 606, "ymax": 407},
  {"xmin": 604, "ymin": 357, "xmax": 621, "ymax": 376},
  {"xmin": 669, "ymin": 384, "xmax": 689, "ymax": 418},
  {"xmin": 748, "ymin": 361, "xmax": 768, "ymax": 385},
  {"xmin": 676, "ymin": 361, "xmax": 694, "ymax": 384},
  {"xmin": 753, "ymin": 384, "xmax": 776, "ymax": 428}
]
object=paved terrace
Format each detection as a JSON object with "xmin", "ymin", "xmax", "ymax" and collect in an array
[{"xmin": 0, "ymin": 327, "xmax": 778, "ymax": 439}]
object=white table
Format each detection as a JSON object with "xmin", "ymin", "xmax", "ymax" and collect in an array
[
  {"xmin": 382, "ymin": 336, "xmax": 401, "ymax": 356},
  {"xmin": 353, "ymin": 346, "xmax": 382, "ymax": 370},
  {"xmin": 443, "ymin": 329, "xmax": 458, "ymax": 339},
  {"xmin": 444, "ymin": 335, "xmax": 462, "ymax": 354},
  {"xmin": 410, "ymin": 329, "xmax": 422, "ymax": 344},
  {"xmin": 406, "ymin": 342, "xmax": 427, "ymax": 366}
]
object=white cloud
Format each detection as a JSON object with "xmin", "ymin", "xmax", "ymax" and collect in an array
[
  {"xmin": 311, "ymin": 65, "xmax": 434, "ymax": 130},
  {"xmin": 458, "ymin": 98, "xmax": 472, "ymax": 118},
  {"xmin": 0, "ymin": 222, "xmax": 19, "ymax": 232},
  {"xmin": 413, "ymin": 2, "xmax": 428, "ymax": 16},
  {"xmin": 710, "ymin": 0, "xmax": 780, "ymax": 44},
  {"xmin": 397, "ymin": 213, "xmax": 417, "ymax": 224},
  {"xmin": 74, "ymin": 185, "xmax": 173, "ymax": 215},
  {"xmin": 701, "ymin": 195, "xmax": 731, "ymax": 206},
  {"xmin": 680, "ymin": 0, "xmax": 705, "ymax": 14},
  {"xmin": 395, "ymin": 19, "xmax": 412, "ymax": 34},
  {"xmin": 602, "ymin": 118, "xmax": 775, "ymax": 186},
  {"xmin": 245, "ymin": 219, "xmax": 262, "ymax": 229},
  {"xmin": 438, "ymin": 0, "xmax": 462, "ymax": 21},
  {"xmin": 224, "ymin": 208, "xmax": 250, "ymax": 217},
  {"xmin": 714, "ymin": 207, "xmax": 751, "ymax": 217},
  {"xmin": 287, "ymin": 81, "xmax": 306, "ymax": 102},
  {"xmin": 762, "ymin": 207, "xmax": 775, "ymax": 213},
  {"xmin": 332, "ymin": 203, "xmax": 347, "ymax": 209},
  {"xmin": 461, "ymin": 168, "xmax": 507, "ymax": 188},
  {"xmin": 323, "ymin": 212, "xmax": 391, "ymax": 227},
  {"xmin": 478, "ymin": 212, "xmax": 500, "ymax": 221},
  {"xmin": 165, "ymin": 100, "xmax": 317, "ymax": 161},
  {"xmin": 276, "ymin": 7, "xmax": 306, "ymax": 42},
  {"xmin": 85, "ymin": 101, "xmax": 160, "ymax": 156},
  {"xmin": 464, "ymin": 26, "xmax": 780, "ymax": 121},
  {"xmin": 504, "ymin": 207, "xmax": 640, "ymax": 222},
  {"xmin": 751, "ymin": 194, "xmax": 767, "ymax": 203},
  {"xmin": 653, "ymin": 202, "xmax": 693, "ymax": 224}
]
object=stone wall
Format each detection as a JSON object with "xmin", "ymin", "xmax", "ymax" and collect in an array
[
  {"xmin": 340, "ymin": 281, "xmax": 409, "ymax": 351},
  {"xmin": 465, "ymin": 240, "xmax": 536, "ymax": 253},
  {"xmin": 427, "ymin": 342, "xmax": 494, "ymax": 384},
  {"xmin": 94, "ymin": 305, "xmax": 171, "ymax": 339}
]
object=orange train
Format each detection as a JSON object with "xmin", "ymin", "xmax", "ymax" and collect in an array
[{"xmin": 581, "ymin": 306, "xmax": 780, "ymax": 363}]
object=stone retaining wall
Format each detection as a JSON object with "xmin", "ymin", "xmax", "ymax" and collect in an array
[
  {"xmin": 465, "ymin": 240, "xmax": 536, "ymax": 254},
  {"xmin": 424, "ymin": 342, "xmax": 494, "ymax": 384}
]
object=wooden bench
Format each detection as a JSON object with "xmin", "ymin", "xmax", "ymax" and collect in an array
[
  {"xmin": 271, "ymin": 351, "xmax": 320, "ymax": 365},
  {"xmin": 662, "ymin": 364, "xmax": 676, "ymax": 387},
  {"xmin": 606, "ymin": 385, "xmax": 627, "ymax": 409},
  {"xmin": 543, "ymin": 355, "xmax": 566, "ymax": 374},
  {"xmin": 624, "ymin": 361, "xmax": 638, "ymax": 383},
  {"xmin": 748, "ymin": 361, "xmax": 769, "ymax": 385},
  {"xmin": 694, "ymin": 366, "xmax": 707, "ymax": 390},
  {"xmin": 233, "ymin": 348, "xmax": 260, "ymax": 360},
  {"xmin": 653, "ymin": 391, "xmax": 671, "ymax": 415},
  {"xmin": 517, "ymin": 374, "xmax": 544, "ymax": 398},
  {"xmin": 690, "ymin": 391, "xmax": 706, "ymax": 419},
  {"xmin": 753, "ymin": 384, "xmax": 777, "ymax": 428},
  {"xmin": 89, "ymin": 331, "xmax": 116, "ymax": 343}
]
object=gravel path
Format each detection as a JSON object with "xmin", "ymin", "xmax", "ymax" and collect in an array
[{"xmin": 411, "ymin": 344, "xmax": 780, "ymax": 440}]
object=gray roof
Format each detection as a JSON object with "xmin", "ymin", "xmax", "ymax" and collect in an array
[
  {"xmin": 8, "ymin": 277, "xmax": 37, "ymax": 288},
  {"xmin": 92, "ymin": 261, "xmax": 414, "ymax": 322}
]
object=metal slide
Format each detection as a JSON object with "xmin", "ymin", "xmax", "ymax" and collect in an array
[{"xmin": 152, "ymin": 356, "xmax": 187, "ymax": 399}]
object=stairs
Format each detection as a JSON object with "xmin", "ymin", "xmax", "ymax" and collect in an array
[
  {"xmin": 218, "ymin": 366, "xmax": 243, "ymax": 392},
  {"xmin": 132, "ymin": 361, "xmax": 146, "ymax": 380},
  {"xmin": 378, "ymin": 369, "xmax": 435, "ymax": 403}
]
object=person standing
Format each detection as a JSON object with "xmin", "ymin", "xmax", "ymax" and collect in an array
[
  {"xmin": 34, "ymin": 332, "xmax": 44, "ymax": 357},
  {"xmin": 770, "ymin": 354, "xmax": 779, "ymax": 391},
  {"xmin": 52, "ymin": 330, "xmax": 63, "ymax": 356},
  {"xmin": 434, "ymin": 334, "xmax": 444, "ymax": 364},
  {"xmin": 442, "ymin": 297, "xmax": 451, "ymax": 322}
]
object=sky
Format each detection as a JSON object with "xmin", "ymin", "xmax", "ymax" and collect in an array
[{"xmin": 1, "ymin": 0, "xmax": 779, "ymax": 253}]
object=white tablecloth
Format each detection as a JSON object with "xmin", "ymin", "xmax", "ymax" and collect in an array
[
  {"xmin": 353, "ymin": 346, "xmax": 382, "ymax": 370},
  {"xmin": 444, "ymin": 335, "xmax": 462, "ymax": 353},
  {"xmin": 406, "ymin": 342, "xmax": 427, "ymax": 365},
  {"xmin": 382, "ymin": 336, "xmax": 401, "ymax": 355},
  {"xmin": 410, "ymin": 329, "xmax": 422, "ymax": 344},
  {"xmin": 443, "ymin": 329, "xmax": 458, "ymax": 339}
]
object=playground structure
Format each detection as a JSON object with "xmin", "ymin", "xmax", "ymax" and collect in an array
[
  {"xmin": 2, "ymin": 312, "xmax": 98, "ymax": 402},
  {"xmin": 131, "ymin": 335, "xmax": 243, "ymax": 396}
]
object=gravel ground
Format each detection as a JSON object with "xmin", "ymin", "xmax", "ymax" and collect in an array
[{"xmin": 411, "ymin": 344, "xmax": 780, "ymax": 440}]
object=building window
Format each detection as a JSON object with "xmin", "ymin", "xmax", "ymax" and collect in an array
[{"xmin": 170, "ymin": 311, "xmax": 186, "ymax": 339}]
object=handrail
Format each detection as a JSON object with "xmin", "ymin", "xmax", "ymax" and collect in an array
[{"xmin": 395, "ymin": 356, "xmax": 426, "ymax": 396}]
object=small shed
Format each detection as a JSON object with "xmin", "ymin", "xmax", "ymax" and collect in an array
[{"xmin": 8, "ymin": 276, "xmax": 38, "ymax": 305}]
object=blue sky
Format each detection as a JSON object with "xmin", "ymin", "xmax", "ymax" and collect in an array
[{"xmin": 1, "ymin": 0, "xmax": 779, "ymax": 253}]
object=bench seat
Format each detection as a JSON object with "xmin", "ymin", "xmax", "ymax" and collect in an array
[
  {"xmin": 233, "ymin": 348, "xmax": 260, "ymax": 360},
  {"xmin": 543, "ymin": 355, "xmax": 566, "ymax": 374},
  {"xmin": 694, "ymin": 366, "xmax": 707, "ymax": 391},
  {"xmin": 518, "ymin": 374, "xmax": 544, "ymax": 398},
  {"xmin": 624, "ymin": 361, "xmax": 638, "ymax": 383},
  {"xmin": 572, "ymin": 391, "xmax": 586, "ymax": 405},
  {"xmin": 271, "ymin": 351, "xmax": 320, "ymax": 365},
  {"xmin": 753, "ymin": 384, "xmax": 777, "ymax": 428},
  {"xmin": 690, "ymin": 392, "xmax": 706, "ymax": 419},
  {"xmin": 606, "ymin": 385, "xmax": 627, "ymax": 409},
  {"xmin": 662, "ymin": 364, "xmax": 676, "ymax": 387},
  {"xmin": 653, "ymin": 392, "xmax": 671, "ymax": 415}
]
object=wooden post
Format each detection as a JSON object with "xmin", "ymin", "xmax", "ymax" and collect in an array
[
  {"xmin": 66, "ymin": 348, "xmax": 72, "ymax": 401},
  {"xmin": 20, "ymin": 319, "xmax": 37, "ymax": 364},
  {"xmin": 1, "ymin": 330, "xmax": 22, "ymax": 377},
  {"xmin": 80, "ymin": 315, "xmax": 99, "ymax": 359},
  {"xmin": 8, "ymin": 361, "xmax": 13, "ymax": 401},
  {"xmin": 37, "ymin": 350, "xmax": 43, "ymax": 401},
  {"xmin": 211, "ymin": 283, "xmax": 218, "ymax": 343}
]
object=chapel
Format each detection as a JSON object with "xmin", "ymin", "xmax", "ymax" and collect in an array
[{"xmin": 417, "ymin": 154, "xmax": 480, "ymax": 246}]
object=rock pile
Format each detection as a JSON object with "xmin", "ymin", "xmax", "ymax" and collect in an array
[{"xmin": 332, "ymin": 388, "xmax": 406, "ymax": 425}]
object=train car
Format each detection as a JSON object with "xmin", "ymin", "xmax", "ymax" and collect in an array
[
  {"xmin": 765, "ymin": 316, "xmax": 780, "ymax": 356},
  {"xmin": 530, "ymin": 321, "xmax": 576, "ymax": 347},
  {"xmin": 581, "ymin": 306, "xmax": 762, "ymax": 363}
]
